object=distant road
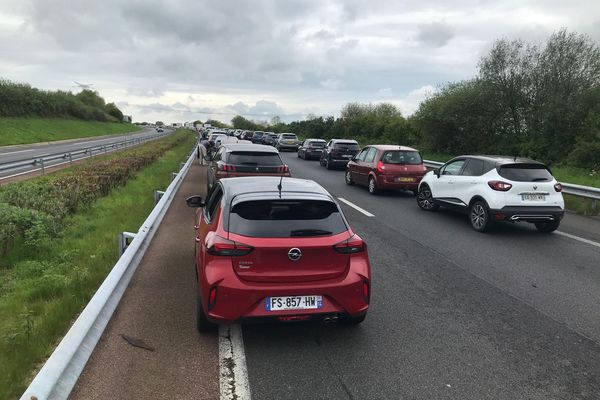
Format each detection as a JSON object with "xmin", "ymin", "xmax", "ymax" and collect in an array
[{"xmin": 0, "ymin": 127, "xmax": 175, "ymax": 180}]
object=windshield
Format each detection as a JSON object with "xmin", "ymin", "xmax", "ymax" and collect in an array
[{"xmin": 381, "ymin": 151, "xmax": 423, "ymax": 165}]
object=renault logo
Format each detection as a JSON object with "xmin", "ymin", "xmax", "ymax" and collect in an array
[
  {"xmin": 533, "ymin": 185, "xmax": 538, "ymax": 190},
  {"xmin": 288, "ymin": 248, "xmax": 302, "ymax": 261}
]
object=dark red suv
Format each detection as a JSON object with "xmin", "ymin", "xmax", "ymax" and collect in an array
[
  {"xmin": 186, "ymin": 176, "xmax": 371, "ymax": 331},
  {"xmin": 345, "ymin": 145, "xmax": 427, "ymax": 194}
]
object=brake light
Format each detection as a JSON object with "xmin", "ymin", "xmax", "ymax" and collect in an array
[
  {"xmin": 217, "ymin": 162, "xmax": 237, "ymax": 172},
  {"xmin": 488, "ymin": 180, "xmax": 512, "ymax": 191},
  {"xmin": 208, "ymin": 287, "xmax": 217, "ymax": 310},
  {"xmin": 333, "ymin": 234, "xmax": 366, "ymax": 254},
  {"xmin": 277, "ymin": 164, "xmax": 289, "ymax": 173},
  {"xmin": 362, "ymin": 280, "xmax": 370, "ymax": 302},
  {"xmin": 554, "ymin": 183, "xmax": 562, "ymax": 192},
  {"xmin": 206, "ymin": 234, "xmax": 253, "ymax": 256},
  {"xmin": 377, "ymin": 161, "xmax": 386, "ymax": 172}
]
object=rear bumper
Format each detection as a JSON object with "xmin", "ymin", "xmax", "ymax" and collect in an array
[
  {"xmin": 490, "ymin": 206, "xmax": 564, "ymax": 222},
  {"xmin": 278, "ymin": 144, "xmax": 299, "ymax": 150},
  {"xmin": 329, "ymin": 157, "xmax": 353, "ymax": 165},
  {"xmin": 304, "ymin": 150, "xmax": 323, "ymax": 158}
]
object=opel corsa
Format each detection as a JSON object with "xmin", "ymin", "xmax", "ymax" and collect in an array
[{"xmin": 186, "ymin": 177, "xmax": 371, "ymax": 331}]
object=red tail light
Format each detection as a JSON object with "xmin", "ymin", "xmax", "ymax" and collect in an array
[
  {"xmin": 333, "ymin": 234, "xmax": 366, "ymax": 254},
  {"xmin": 554, "ymin": 183, "xmax": 562, "ymax": 192},
  {"xmin": 206, "ymin": 234, "xmax": 253, "ymax": 256},
  {"xmin": 377, "ymin": 161, "xmax": 386, "ymax": 172},
  {"xmin": 217, "ymin": 162, "xmax": 237, "ymax": 172},
  {"xmin": 362, "ymin": 280, "xmax": 370, "ymax": 302},
  {"xmin": 208, "ymin": 287, "xmax": 217, "ymax": 310},
  {"xmin": 277, "ymin": 164, "xmax": 289, "ymax": 173},
  {"xmin": 488, "ymin": 180, "xmax": 512, "ymax": 191}
]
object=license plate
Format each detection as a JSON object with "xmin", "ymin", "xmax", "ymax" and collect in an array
[
  {"xmin": 265, "ymin": 295, "xmax": 323, "ymax": 311},
  {"xmin": 522, "ymin": 194, "xmax": 546, "ymax": 201},
  {"xmin": 396, "ymin": 177, "xmax": 414, "ymax": 182}
]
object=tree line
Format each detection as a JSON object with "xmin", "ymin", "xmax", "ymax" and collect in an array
[{"xmin": 0, "ymin": 79, "xmax": 126, "ymax": 122}]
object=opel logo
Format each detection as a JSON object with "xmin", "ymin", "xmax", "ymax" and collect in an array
[
  {"xmin": 533, "ymin": 185, "xmax": 538, "ymax": 190},
  {"xmin": 288, "ymin": 248, "xmax": 302, "ymax": 261}
]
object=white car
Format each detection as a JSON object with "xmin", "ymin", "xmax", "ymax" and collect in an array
[{"xmin": 416, "ymin": 156, "xmax": 565, "ymax": 232}]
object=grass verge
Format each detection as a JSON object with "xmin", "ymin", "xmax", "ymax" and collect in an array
[
  {"xmin": 0, "ymin": 130, "xmax": 195, "ymax": 399},
  {"xmin": 0, "ymin": 117, "xmax": 141, "ymax": 146}
]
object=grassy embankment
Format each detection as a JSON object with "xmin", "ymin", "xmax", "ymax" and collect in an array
[
  {"xmin": 0, "ymin": 130, "xmax": 196, "ymax": 399},
  {"xmin": 421, "ymin": 152, "xmax": 600, "ymax": 215},
  {"xmin": 0, "ymin": 117, "xmax": 141, "ymax": 146}
]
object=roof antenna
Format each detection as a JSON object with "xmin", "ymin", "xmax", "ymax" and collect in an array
[{"xmin": 277, "ymin": 173, "xmax": 283, "ymax": 198}]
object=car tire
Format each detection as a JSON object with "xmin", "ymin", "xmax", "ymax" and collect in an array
[
  {"xmin": 534, "ymin": 220, "xmax": 560, "ymax": 233},
  {"xmin": 368, "ymin": 177, "xmax": 378, "ymax": 194},
  {"xmin": 416, "ymin": 185, "xmax": 439, "ymax": 211},
  {"xmin": 325, "ymin": 158, "xmax": 333, "ymax": 170},
  {"xmin": 345, "ymin": 170, "xmax": 354, "ymax": 185},
  {"xmin": 469, "ymin": 200, "xmax": 493, "ymax": 232},
  {"xmin": 341, "ymin": 313, "xmax": 366, "ymax": 325},
  {"xmin": 196, "ymin": 292, "xmax": 217, "ymax": 333}
]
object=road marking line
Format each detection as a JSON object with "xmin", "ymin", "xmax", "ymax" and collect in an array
[
  {"xmin": 0, "ymin": 149, "xmax": 36, "ymax": 155},
  {"xmin": 219, "ymin": 324, "xmax": 251, "ymax": 400},
  {"xmin": 556, "ymin": 231, "xmax": 600, "ymax": 249},
  {"xmin": 337, "ymin": 197, "xmax": 375, "ymax": 217}
]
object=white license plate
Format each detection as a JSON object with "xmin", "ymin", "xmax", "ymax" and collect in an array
[
  {"xmin": 522, "ymin": 194, "xmax": 546, "ymax": 201},
  {"xmin": 265, "ymin": 295, "xmax": 323, "ymax": 311}
]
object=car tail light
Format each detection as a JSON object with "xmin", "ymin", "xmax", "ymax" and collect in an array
[
  {"xmin": 333, "ymin": 234, "xmax": 366, "ymax": 254},
  {"xmin": 277, "ymin": 164, "xmax": 289, "ymax": 173},
  {"xmin": 362, "ymin": 280, "xmax": 370, "ymax": 302},
  {"xmin": 554, "ymin": 183, "xmax": 562, "ymax": 192},
  {"xmin": 488, "ymin": 180, "xmax": 512, "ymax": 191},
  {"xmin": 377, "ymin": 161, "xmax": 386, "ymax": 172},
  {"xmin": 208, "ymin": 287, "xmax": 217, "ymax": 310},
  {"xmin": 217, "ymin": 162, "xmax": 237, "ymax": 172},
  {"xmin": 206, "ymin": 234, "xmax": 253, "ymax": 256}
]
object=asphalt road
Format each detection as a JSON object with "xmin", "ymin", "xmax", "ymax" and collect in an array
[
  {"xmin": 0, "ymin": 127, "xmax": 173, "ymax": 180},
  {"xmin": 70, "ymin": 150, "xmax": 600, "ymax": 400}
]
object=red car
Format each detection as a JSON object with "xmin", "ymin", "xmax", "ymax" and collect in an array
[
  {"xmin": 345, "ymin": 145, "xmax": 427, "ymax": 194},
  {"xmin": 186, "ymin": 176, "xmax": 371, "ymax": 331}
]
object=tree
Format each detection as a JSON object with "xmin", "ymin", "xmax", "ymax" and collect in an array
[
  {"xmin": 155, "ymin": 121, "xmax": 164, "ymax": 126},
  {"xmin": 105, "ymin": 102, "xmax": 124, "ymax": 122}
]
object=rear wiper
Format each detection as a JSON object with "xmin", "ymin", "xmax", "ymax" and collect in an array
[
  {"xmin": 531, "ymin": 178, "xmax": 549, "ymax": 182},
  {"xmin": 290, "ymin": 229, "xmax": 332, "ymax": 237}
]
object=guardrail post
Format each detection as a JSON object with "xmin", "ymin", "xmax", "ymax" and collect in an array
[
  {"xmin": 68, "ymin": 152, "xmax": 73, "ymax": 166},
  {"xmin": 118, "ymin": 232, "xmax": 136, "ymax": 256},
  {"xmin": 40, "ymin": 158, "xmax": 45, "ymax": 175},
  {"xmin": 103, "ymin": 145, "xmax": 107, "ymax": 155},
  {"xmin": 154, "ymin": 190, "xmax": 165, "ymax": 205}
]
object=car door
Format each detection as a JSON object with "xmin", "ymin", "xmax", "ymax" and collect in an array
[
  {"xmin": 362, "ymin": 147, "xmax": 378, "ymax": 185},
  {"xmin": 349, "ymin": 148, "xmax": 368, "ymax": 184},
  {"xmin": 433, "ymin": 159, "xmax": 466, "ymax": 201},
  {"xmin": 196, "ymin": 185, "xmax": 223, "ymax": 283},
  {"xmin": 453, "ymin": 158, "xmax": 485, "ymax": 205}
]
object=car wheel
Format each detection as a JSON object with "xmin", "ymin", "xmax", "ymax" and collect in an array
[
  {"xmin": 416, "ymin": 185, "xmax": 439, "ymax": 211},
  {"xmin": 341, "ymin": 313, "xmax": 366, "ymax": 325},
  {"xmin": 325, "ymin": 158, "xmax": 333, "ymax": 170},
  {"xmin": 469, "ymin": 200, "xmax": 493, "ymax": 232},
  {"xmin": 368, "ymin": 177, "xmax": 378, "ymax": 194},
  {"xmin": 534, "ymin": 220, "xmax": 560, "ymax": 233},
  {"xmin": 196, "ymin": 292, "xmax": 217, "ymax": 332},
  {"xmin": 345, "ymin": 170, "xmax": 354, "ymax": 185}
]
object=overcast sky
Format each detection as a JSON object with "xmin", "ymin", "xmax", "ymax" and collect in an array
[{"xmin": 1, "ymin": 0, "xmax": 599, "ymax": 124}]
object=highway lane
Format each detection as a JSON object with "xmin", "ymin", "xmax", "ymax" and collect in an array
[{"xmin": 240, "ymin": 152, "xmax": 600, "ymax": 399}]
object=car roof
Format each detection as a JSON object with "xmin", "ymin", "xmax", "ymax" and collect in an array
[
  {"xmin": 331, "ymin": 139, "xmax": 358, "ymax": 143},
  {"xmin": 365, "ymin": 144, "xmax": 419, "ymax": 152},
  {"xmin": 221, "ymin": 143, "xmax": 279, "ymax": 153},
  {"xmin": 220, "ymin": 177, "xmax": 332, "ymax": 199},
  {"xmin": 453, "ymin": 155, "xmax": 546, "ymax": 166}
]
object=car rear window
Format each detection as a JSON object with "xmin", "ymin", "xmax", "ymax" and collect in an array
[
  {"xmin": 254, "ymin": 132, "xmax": 264, "ymax": 137},
  {"xmin": 282, "ymin": 134, "xmax": 297, "ymax": 139},
  {"xmin": 227, "ymin": 152, "xmax": 282, "ymax": 166},
  {"xmin": 381, "ymin": 151, "xmax": 422, "ymax": 165},
  {"xmin": 498, "ymin": 164, "xmax": 553, "ymax": 182},
  {"xmin": 309, "ymin": 142, "xmax": 325, "ymax": 148},
  {"xmin": 334, "ymin": 142, "xmax": 359, "ymax": 150},
  {"xmin": 229, "ymin": 200, "xmax": 347, "ymax": 238}
]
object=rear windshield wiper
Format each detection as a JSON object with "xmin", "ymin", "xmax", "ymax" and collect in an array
[
  {"xmin": 290, "ymin": 229, "xmax": 332, "ymax": 237},
  {"xmin": 531, "ymin": 178, "xmax": 549, "ymax": 182}
]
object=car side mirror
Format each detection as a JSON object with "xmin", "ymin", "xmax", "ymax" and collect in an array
[
  {"xmin": 433, "ymin": 168, "xmax": 440, "ymax": 178},
  {"xmin": 186, "ymin": 195, "xmax": 204, "ymax": 208}
]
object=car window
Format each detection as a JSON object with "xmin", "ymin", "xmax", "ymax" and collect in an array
[
  {"xmin": 461, "ymin": 159, "xmax": 485, "ymax": 176},
  {"xmin": 282, "ymin": 134, "xmax": 297, "ymax": 139},
  {"xmin": 308, "ymin": 141, "xmax": 325, "ymax": 148},
  {"xmin": 229, "ymin": 199, "xmax": 347, "ymax": 238},
  {"xmin": 334, "ymin": 142, "xmax": 360, "ymax": 150},
  {"xmin": 364, "ymin": 147, "xmax": 377, "ymax": 162},
  {"xmin": 498, "ymin": 164, "xmax": 553, "ymax": 182},
  {"xmin": 381, "ymin": 151, "xmax": 422, "ymax": 165},
  {"xmin": 356, "ymin": 148, "xmax": 368, "ymax": 161},
  {"xmin": 227, "ymin": 152, "xmax": 283, "ymax": 166},
  {"xmin": 204, "ymin": 185, "xmax": 223, "ymax": 222},
  {"xmin": 442, "ymin": 160, "xmax": 465, "ymax": 175}
]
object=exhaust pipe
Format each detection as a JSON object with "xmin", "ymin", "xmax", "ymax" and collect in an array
[
  {"xmin": 331, "ymin": 316, "xmax": 339, "ymax": 322},
  {"xmin": 323, "ymin": 317, "xmax": 332, "ymax": 323}
]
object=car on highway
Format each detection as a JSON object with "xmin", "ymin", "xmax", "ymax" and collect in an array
[
  {"xmin": 241, "ymin": 131, "xmax": 254, "ymax": 141},
  {"xmin": 205, "ymin": 143, "xmax": 291, "ymax": 194},
  {"xmin": 416, "ymin": 155, "xmax": 565, "ymax": 232},
  {"xmin": 345, "ymin": 145, "xmax": 427, "ymax": 195},
  {"xmin": 276, "ymin": 133, "xmax": 301, "ymax": 151},
  {"xmin": 320, "ymin": 139, "xmax": 361, "ymax": 170},
  {"xmin": 262, "ymin": 133, "xmax": 279, "ymax": 146},
  {"xmin": 297, "ymin": 139, "xmax": 326, "ymax": 160},
  {"xmin": 251, "ymin": 131, "xmax": 266, "ymax": 144},
  {"xmin": 186, "ymin": 176, "xmax": 371, "ymax": 331}
]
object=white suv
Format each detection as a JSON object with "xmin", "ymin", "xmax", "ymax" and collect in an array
[{"xmin": 416, "ymin": 156, "xmax": 565, "ymax": 232}]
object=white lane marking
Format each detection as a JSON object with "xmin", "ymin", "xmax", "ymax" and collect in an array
[
  {"xmin": 555, "ymin": 231, "xmax": 600, "ymax": 249},
  {"xmin": 0, "ymin": 148, "xmax": 36, "ymax": 155},
  {"xmin": 337, "ymin": 197, "xmax": 375, "ymax": 217},
  {"xmin": 219, "ymin": 324, "xmax": 251, "ymax": 400}
]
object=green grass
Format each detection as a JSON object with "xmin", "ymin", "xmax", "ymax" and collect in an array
[
  {"xmin": 0, "ymin": 117, "xmax": 141, "ymax": 146},
  {"xmin": 0, "ymin": 130, "xmax": 195, "ymax": 399}
]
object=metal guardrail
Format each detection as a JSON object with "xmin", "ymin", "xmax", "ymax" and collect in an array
[
  {"xmin": 0, "ymin": 130, "xmax": 172, "ymax": 180},
  {"xmin": 423, "ymin": 159, "xmax": 600, "ymax": 202},
  {"xmin": 20, "ymin": 145, "xmax": 199, "ymax": 400}
]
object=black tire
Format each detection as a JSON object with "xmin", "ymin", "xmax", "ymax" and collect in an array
[
  {"xmin": 469, "ymin": 200, "xmax": 493, "ymax": 232},
  {"xmin": 534, "ymin": 220, "xmax": 560, "ymax": 233},
  {"xmin": 325, "ymin": 158, "xmax": 333, "ymax": 170},
  {"xmin": 297, "ymin": 150, "xmax": 301, "ymax": 158},
  {"xmin": 320, "ymin": 157, "xmax": 325, "ymax": 166},
  {"xmin": 341, "ymin": 313, "xmax": 366, "ymax": 325},
  {"xmin": 416, "ymin": 185, "xmax": 439, "ymax": 211},
  {"xmin": 345, "ymin": 169, "xmax": 354, "ymax": 185},
  {"xmin": 368, "ymin": 177, "xmax": 378, "ymax": 195},
  {"xmin": 196, "ymin": 292, "xmax": 217, "ymax": 332}
]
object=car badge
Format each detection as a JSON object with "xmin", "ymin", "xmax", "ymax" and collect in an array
[
  {"xmin": 533, "ymin": 185, "xmax": 538, "ymax": 190},
  {"xmin": 256, "ymin": 167, "xmax": 259, "ymax": 171},
  {"xmin": 288, "ymin": 248, "xmax": 302, "ymax": 261}
]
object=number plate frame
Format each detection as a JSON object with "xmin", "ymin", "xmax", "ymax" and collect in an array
[
  {"xmin": 265, "ymin": 295, "xmax": 323, "ymax": 311},
  {"xmin": 521, "ymin": 194, "xmax": 546, "ymax": 201}
]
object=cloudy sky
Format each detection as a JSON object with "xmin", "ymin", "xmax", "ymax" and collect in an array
[{"xmin": 1, "ymin": 0, "xmax": 599, "ymax": 124}]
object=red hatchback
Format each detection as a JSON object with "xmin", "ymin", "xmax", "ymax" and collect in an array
[
  {"xmin": 345, "ymin": 145, "xmax": 427, "ymax": 194},
  {"xmin": 186, "ymin": 177, "xmax": 371, "ymax": 331}
]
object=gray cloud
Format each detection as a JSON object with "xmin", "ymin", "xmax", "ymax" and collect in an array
[{"xmin": 416, "ymin": 22, "xmax": 455, "ymax": 47}]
